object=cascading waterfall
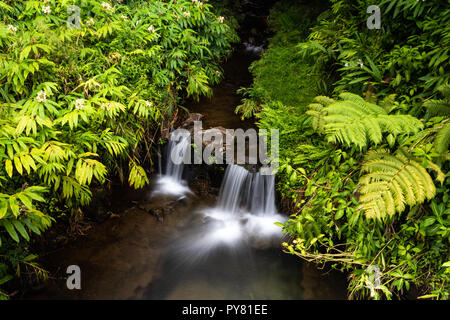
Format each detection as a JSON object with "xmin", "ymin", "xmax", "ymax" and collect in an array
[
  {"xmin": 164, "ymin": 131, "xmax": 191, "ymax": 181},
  {"xmin": 216, "ymin": 164, "xmax": 278, "ymax": 216},
  {"xmin": 153, "ymin": 131, "xmax": 191, "ymax": 197},
  {"xmin": 217, "ymin": 164, "xmax": 250, "ymax": 214},
  {"xmin": 200, "ymin": 164, "xmax": 285, "ymax": 247},
  {"xmin": 154, "ymin": 135, "xmax": 284, "ymax": 247}
]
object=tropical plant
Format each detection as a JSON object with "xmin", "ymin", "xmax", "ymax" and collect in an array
[
  {"xmin": 241, "ymin": 0, "xmax": 449, "ymax": 300},
  {"xmin": 0, "ymin": 0, "xmax": 238, "ymax": 298},
  {"xmin": 307, "ymin": 93, "xmax": 423, "ymax": 150}
]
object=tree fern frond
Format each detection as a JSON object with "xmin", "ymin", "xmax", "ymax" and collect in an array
[
  {"xmin": 424, "ymin": 84, "xmax": 450, "ymax": 119},
  {"xmin": 358, "ymin": 149, "xmax": 437, "ymax": 220},
  {"xmin": 313, "ymin": 96, "xmax": 335, "ymax": 106},
  {"xmin": 434, "ymin": 122, "xmax": 450, "ymax": 156},
  {"xmin": 308, "ymin": 94, "xmax": 423, "ymax": 149}
]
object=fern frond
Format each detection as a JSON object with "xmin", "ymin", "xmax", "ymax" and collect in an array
[
  {"xmin": 424, "ymin": 84, "xmax": 450, "ymax": 119},
  {"xmin": 434, "ymin": 122, "xmax": 450, "ymax": 156},
  {"xmin": 358, "ymin": 149, "xmax": 437, "ymax": 219},
  {"xmin": 308, "ymin": 94, "xmax": 423, "ymax": 149}
]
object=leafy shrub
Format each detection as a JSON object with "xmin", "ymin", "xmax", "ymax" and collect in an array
[
  {"xmin": 242, "ymin": 0, "xmax": 449, "ymax": 299},
  {"xmin": 0, "ymin": 0, "xmax": 237, "ymax": 298}
]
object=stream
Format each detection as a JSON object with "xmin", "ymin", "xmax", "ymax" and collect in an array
[{"xmin": 27, "ymin": 1, "xmax": 348, "ymax": 300}]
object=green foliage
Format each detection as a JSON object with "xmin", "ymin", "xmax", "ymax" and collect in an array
[
  {"xmin": 434, "ymin": 122, "xmax": 450, "ymax": 159},
  {"xmin": 424, "ymin": 84, "xmax": 450, "ymax": 120},
  {"xmin": 297, "ymin": 0, "xmax": 449, "ymax": 110},
  {"xmin": 359, "ymin": 149, "xmax": 437, "ymax": 219},
  {"xmin": 243, "ymin": 0, "xmax": 449, "ymax": 300},
  {"xmin": 307, "ymin": 92, "xmax": 423, "ymax": 150},
  {"xmin": 235, "ymin": 0, "xmax": 322, "ymax": 120},
  {"xmin": 0, "ymin": 0, "xmax": 237, "ymax": 298}
]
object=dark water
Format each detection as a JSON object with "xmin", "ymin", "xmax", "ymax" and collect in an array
[
  {"xmin": 144, "ymin": 245, "xmax": 305, "ymax": 300},
  {"xmin": 29, "ymin": 173, "xmax": 347, "ymax": 300}
]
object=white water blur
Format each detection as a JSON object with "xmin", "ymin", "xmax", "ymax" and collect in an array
[
  {"xmin": 153, "ymin": 131, "xmax": 192, "ymax": 197},
  {"xmin": 191, "ymin": 164, "xmax": 286, "ymax": 250},
  {"xmin": 217, "ymin": 164, "xmax": 249, "ymax": 214},
  {"xmin": 243, "ymin": 42, "xmax": 263, "ymax": 55}
]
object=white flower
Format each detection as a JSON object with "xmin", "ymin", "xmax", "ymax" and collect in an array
[
  {"xmin": 357, "ymin": 59, "xmax": 364, "ymax": 68},
  {"xmin": 183, "ymin": 11, "xmax": 191, "ymax": 18},
  {"xmin": 121, "ymin": 14, "xmax": 127, "ymax": 20},
  {"xmin": 344, "ymin": 62, "xmax": 349, "ymax": 67},
  {"xmin": 101, "ymin": 2, "xmax": 114, "ymax": 13},
  {"xmin": 86, "ymin": 18, "xmax": 95, "ymax": 27},
  {"xmin": 75, "ymin": 99, "xmax": 85, "ymax": 110},
  {"xmin": 42, "ymin": 6, "xmax": 51, "ymax": 15},
  {"xmin": 36, "ymin": 90, "xmax": 47, "ymax": 103},
  {"xmin": 218, "ymin": 16, "xmax": 225, "ymax": 23},
  {"xmin": 145, "ymin": 101, "xmax": 153, "ymax": 107},
  {"xmin": 7, "ymin": 25, "xmax": 17, "ymax": 33},
  {"xmin": 147, "ymin": 25, "xmax": 156, "ymax": 33}
]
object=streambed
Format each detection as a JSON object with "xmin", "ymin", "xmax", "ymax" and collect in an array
[
  {"xmin": 27, "ymin": 43, "xmax": 347, "ymax": 300},
  {"xmin": 27, "ymin": 2, "xmax": 348, "ymax": 300}
]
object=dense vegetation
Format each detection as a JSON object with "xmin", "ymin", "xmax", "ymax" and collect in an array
[
  {"xmin": 237, "ymin": 0, "xmax": 449, "ymax": 299},
  {"xmin": 0, "ymin": 0, "xmax": 237, "ymax": 298}
]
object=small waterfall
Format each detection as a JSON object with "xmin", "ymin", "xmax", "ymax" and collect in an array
[
  {"xmin": 200, "ymin": 164, "xmax": 284, "ymax": 248},
  {"xmin": 217, "ymin": 164, "xmax": 249, "ymax": 214},
  {"xmin": 153, "ymin": 131, "xmax": 191, "ymax": 197},
  {"xmin": 164, "ymin": 130, "xmax": 191, "ymax": 181},
  {"xmin": 215, "ymin": 164, "xmax": 278, "ymax": 216}
]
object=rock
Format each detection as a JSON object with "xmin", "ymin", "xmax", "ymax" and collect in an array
[
  {"xmin": 181, "ymin": 113, "xmax": 204, "ymax": 130},
  {"xmin": 198, "ymin": 126, "xmax": 235, "ymax": 163},
  {"xmin": 153, "ymin": 209, "xmax": 164, "ymax": 223},
  {"xmin": 108, "ymin": 213, "xmax": 121, "ymax": 219}
]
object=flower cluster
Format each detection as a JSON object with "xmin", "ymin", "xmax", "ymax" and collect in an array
[
  {"xmin": 7, "ymin": 25, "xmax": 17, "ymax": 33},
  {"xmin": 101, "ymin": 2, "xmax": 114, "ymax": 13},
  {"xmin": 36, "ymin": 90, "xmax": 47, "ymax": 103},
  {"xmin": 86, "ymin": 18, "xmax": 95, "ymax": 27},
  {"xmin": 192, "ymin": 0, "xmax": 204, "ymax": 7},
  {"xmin": 42, "ymin": 6, "xmax": 51, "ymax": 15},
  {"xmin": 218, "ymin": 16, "xmax": 225, "ymax": 23},
  {"xmin": 148, "ymin": 25, "xmax": 156, "ymax": 33},
  {"xmin": 75, "ymin": 99, "xmax": 85, "ymax": 110}
]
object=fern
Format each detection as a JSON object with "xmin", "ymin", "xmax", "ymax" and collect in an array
[
  {"xmin": 358, "ymin": 149, "xmax": 436, "ymax": 219},
  {"xmin": 307, "ymin": 93, "xmax": 423, "ymax": 150},
  {"xmin": 424, "ymin": 84, "xmax": 450, "ymax": 119},
  {"xmin": 434, "ymin": 122, "xmax": 450, "ymax": 159}
]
